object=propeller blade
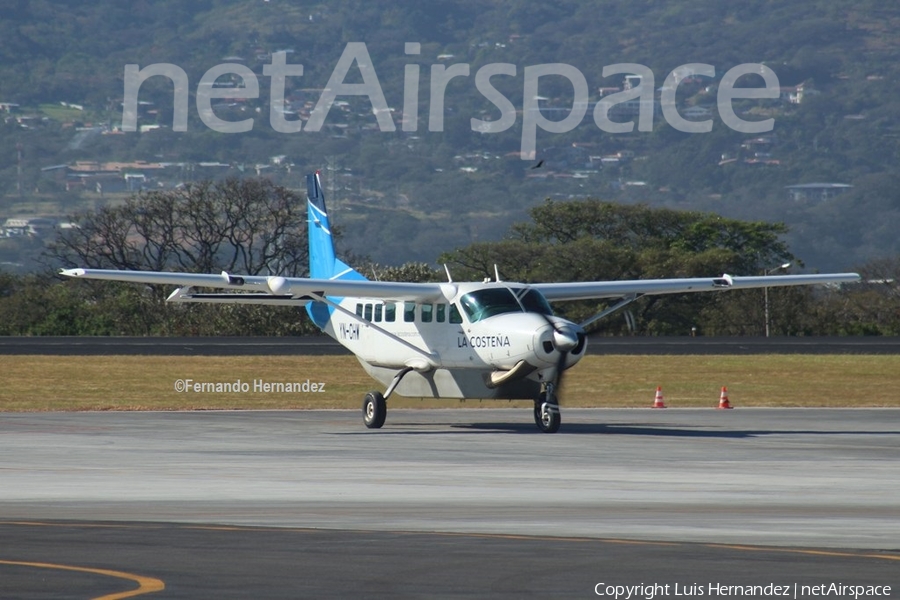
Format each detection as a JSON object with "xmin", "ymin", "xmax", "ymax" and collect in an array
[{"xmin": 554, "ymin": 340, "xmax": 569, "ymax": 404}]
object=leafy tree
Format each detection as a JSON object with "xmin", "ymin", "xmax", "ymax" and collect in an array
[
  {"xmin": 441, "ymin": 198, "xmax": 798, "ymax": 334},
  {"xmin": 376, "ymin": 261, "xmax": 444, "ymax": 283},
  {"xmin": 812, "ymin": 256, "xmax": 900, "ymax": 335}
]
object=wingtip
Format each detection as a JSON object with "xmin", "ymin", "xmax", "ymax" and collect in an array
[{"xmin": 59, "ymin": 268, "xmax": 84, "ymax": 277}]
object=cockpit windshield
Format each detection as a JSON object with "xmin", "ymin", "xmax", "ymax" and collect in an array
[
  {"xmin": 458, "ymin": 287, "xmax": 554, "ymax": 323},
  {"xmin": 513, "ymin": 288, "xmax": 554, "ymax": 316}
]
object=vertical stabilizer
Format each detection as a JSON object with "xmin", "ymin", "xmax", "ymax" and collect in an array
[
  {"xmin": 305, "ymin": 172, "xmax": 366, "ymax": 329},
  {"xmin": 306, "ymin": 171, "xmax": 366, "ymax": 282}
]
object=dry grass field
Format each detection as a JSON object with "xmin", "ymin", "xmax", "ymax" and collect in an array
[{"xmin": 1, "ymin": 354, "xmax": 897, "ymax": 411}]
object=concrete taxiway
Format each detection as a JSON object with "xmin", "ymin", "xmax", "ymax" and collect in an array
[{"xmin": 1, "ymin": 409, "xmax": 898, "ymax": 597}]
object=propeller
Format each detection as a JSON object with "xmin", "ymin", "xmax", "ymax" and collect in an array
[{"xmin": 537, "ymin": 313, "xmax": 584, "ymax": 406}]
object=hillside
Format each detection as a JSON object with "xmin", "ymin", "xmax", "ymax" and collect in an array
[{"xmin": 1, "ymin": 0, "xmax": 899, "ymax": 271}]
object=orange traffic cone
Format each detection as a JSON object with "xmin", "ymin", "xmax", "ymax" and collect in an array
[
  {"xmin": 652, "ymin": 386, "xmax": 667, "ymax": 408},
  {"xmin": 717, "ymin": 386, "xmax": 733, "ymax": 409}
]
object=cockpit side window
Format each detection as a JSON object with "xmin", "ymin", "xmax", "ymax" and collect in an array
[{"xmin": 449, "ymin": 303, "xmax": 463, "ymax": 324}]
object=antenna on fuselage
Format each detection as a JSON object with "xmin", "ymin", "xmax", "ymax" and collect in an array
[
  {"xmin": 494, "ymin": 264, "xmax": 501, "ymax": 282},
  {"xmin": 443, "ymin": 263, "xmax": 453, "ymax": 283}
]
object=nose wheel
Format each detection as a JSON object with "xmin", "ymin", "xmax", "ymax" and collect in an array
[{"xmin": 533, "ymin": 391, "xmax": 561, "ymax": 433}]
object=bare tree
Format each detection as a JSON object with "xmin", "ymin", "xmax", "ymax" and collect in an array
[{"xmin": 48, "ymin": 178, "xmax": 309, "ymax": 277}]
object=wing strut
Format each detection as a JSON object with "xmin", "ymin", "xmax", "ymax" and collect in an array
[{"xmin": 579, "ymin": 294, "xmax": 639, "ymax": 329}]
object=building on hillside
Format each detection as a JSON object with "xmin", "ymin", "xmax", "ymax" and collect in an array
[
  {"xmin": 2, "ymin": 217, "xmax": 57, "ymax": 237},
  {"xmin": 43, "ymin": 161, "xmax": 168, "ymax": 192},
  {"xmin": 786, "ymin": 183, "xmax": 852, "ymax": 202}
]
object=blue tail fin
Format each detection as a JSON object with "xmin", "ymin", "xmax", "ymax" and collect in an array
[
  {"xmin": 306, "ymin": 172, "xmax": 366, "ymax": 282},
  {"xmin": 305, "ymin": 172, "xmax": 366, "ymax": 329}
]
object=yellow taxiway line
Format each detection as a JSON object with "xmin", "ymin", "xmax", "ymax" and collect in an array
[{"xmin": 0, "ymin": 559, "xmax": 164, "ymax": 599}]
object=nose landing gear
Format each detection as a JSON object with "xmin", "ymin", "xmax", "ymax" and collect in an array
[{"xmin": 533, "ymin": 386, "xmax": 561, "ymax": 433}]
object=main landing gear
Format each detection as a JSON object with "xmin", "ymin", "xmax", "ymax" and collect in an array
[
  {"xmin": 363, "ymin": 391, "xmax": 386, "ymax": 428},
  {"xmin": 362, "ymin": 366, "xmax": 413, "ymax": 429},
  {"xmin": 533, "ymin": 385, "xmax": 561, "ymax": 433}
]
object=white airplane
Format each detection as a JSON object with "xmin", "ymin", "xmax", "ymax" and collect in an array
[{"xmin": 62, "ymin": 172, "xmax": 860, "ymax": 432}]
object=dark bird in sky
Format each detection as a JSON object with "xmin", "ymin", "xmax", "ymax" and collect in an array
[{"xmin": 530, "ymin": 159, "xmax": 544, "ymax": 169}]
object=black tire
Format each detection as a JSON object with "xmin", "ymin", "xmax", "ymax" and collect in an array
[
  {"xmin": 363, "ymin": 391, "xmax": 386, "ymax": 429},
  {"xmin": 533, "ymin": 393, "xmax": 561, "ymax": 433}
]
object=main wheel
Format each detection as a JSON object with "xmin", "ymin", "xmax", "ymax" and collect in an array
[
  {"xmin": 533, "ymin": 393, "xmax": 561, "ymax": 433},
  {"xmin": 362, "ymin": 391, "xmax": 386, "ymax": 429}
]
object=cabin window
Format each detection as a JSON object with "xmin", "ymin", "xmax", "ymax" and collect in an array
[
  {"xmin": 436, "ymin": 304, "xmax": 446, "ymax": 323},
  {"xmin": 364, "ymin": 303, "xmax": 373, "ymax": 322},
  {"xmin": 384, "ymin": 303, "xmax": 396, "ymax": 322},
  {"xmin": 404, "ymin": 301, "xmax": 416, "ymax": 322},
  {"xmin": 421, "ymin": 303, "xmax": 433, "ymax": 323},
  {"xmin": 449, "ymin": 303, "xmax": 463, "ymax": 324},
  {"xmin": 355, "ymin": 303, "xmax": 363, "ymax": 318},
  {"xmin": 374, "ymin": 304, "xmax": 383, "ymax": 322}
]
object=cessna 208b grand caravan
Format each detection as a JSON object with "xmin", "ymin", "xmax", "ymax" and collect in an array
[{"xmin": 62, "ymin": 173, "xmax": 859, "ymax": 432}]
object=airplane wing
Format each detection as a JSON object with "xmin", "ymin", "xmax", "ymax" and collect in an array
[
  {"xmin": 59, "ymin": 268, "xmax": 447, "ymax": 303},
  {"xmin": 61, "ymin": 268, "xmax": 860, "ymax": 305},
  {"xmin": 533, "ymin": 273, "xmax": 861, "ymax": 301}
]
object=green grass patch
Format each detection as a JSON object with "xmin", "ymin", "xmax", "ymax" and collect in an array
[
  {"xmin": 562, "ymin": 355, "xmax": 899, "ymax": 408},
  {"xmin": 1, "ymin": 355, "xmax": 897, "ymax": 411}
]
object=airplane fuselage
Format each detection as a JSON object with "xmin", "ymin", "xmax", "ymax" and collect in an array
[{"xmin": 314, "ymin": 281, "xmax": 587, "ymax": 399}]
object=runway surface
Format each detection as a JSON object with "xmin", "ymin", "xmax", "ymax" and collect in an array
[
  {"xmin": 2, "ymin": 334, "xmax": 900, "ymax": 355},
  {"xmin": 1, "ymin": 409, "xmax": 898, "ymax": 598}
]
